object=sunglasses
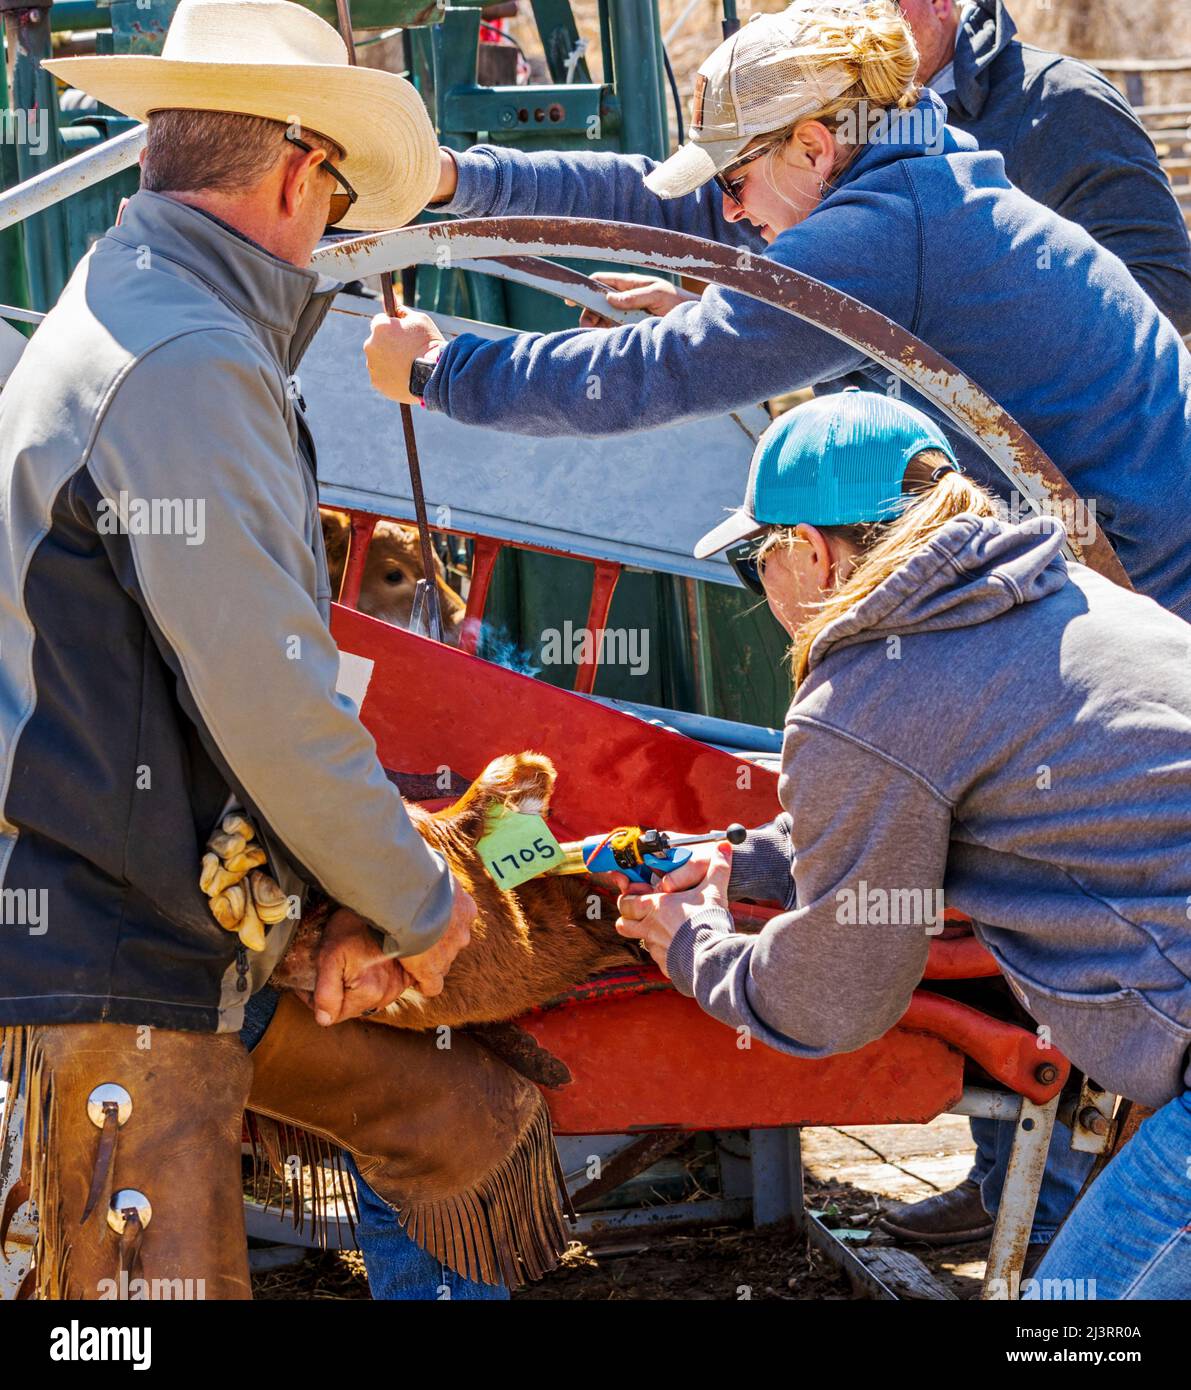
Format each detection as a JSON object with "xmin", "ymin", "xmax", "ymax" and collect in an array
[
  {"xmin": 727, "ymin": 533, "xmax": 771, "ymax": 595},
  {"xmin": 713, "ymin": 166, "xmax": 749, "ymax": 206},
  {"xmin": 284, "ymin": 133, "xmax": 358, "ymax": 228},
  {"xmin": 712, "ymin": 137, "xmax": 786, "ymax": 206}
]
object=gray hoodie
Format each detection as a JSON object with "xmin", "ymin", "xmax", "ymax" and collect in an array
[{"xmin": 668, "ymin": 515, "xmax": 1191, "ymax": 1109}]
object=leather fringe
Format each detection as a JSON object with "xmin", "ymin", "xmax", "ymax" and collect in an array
[
  {"xmin": 399, "ymin": 1099, "xmax": 570, "ymax": 1288},
  {"xmin": 246, "ymin": 1094, "xmax": 571, "ymax": 1289},
  {"xmin": 1, "ymin": 1026, "xmax": 69, "ymax": 1300},
  {"xmin": 246, "ymin": 1112, "xmax": 359, "ymax": 1254}
]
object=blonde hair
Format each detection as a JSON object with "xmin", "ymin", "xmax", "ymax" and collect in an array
[
  {"xmin": 759, "ymin": 449, "xmax": 1000, "ymax": 686},
  {"xmin": 746, "ymin": 1, "xmax": 922, "ymax": 174},
  {"xmin": 810, "ymin": 0, "xmax": 923, "ymax": 110}
]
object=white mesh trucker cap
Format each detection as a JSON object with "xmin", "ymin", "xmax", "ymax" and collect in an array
[{"xmin": 645, "ymin": 6, "xmax": 860, "ymax": 199}]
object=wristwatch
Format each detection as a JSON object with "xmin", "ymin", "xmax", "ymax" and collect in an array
[{"xmin": 408, "ymin": 349, "xmax": 442, "ymax": 402}]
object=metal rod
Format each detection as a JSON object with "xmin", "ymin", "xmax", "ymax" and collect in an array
[
  {"xmin": 397, "ymin": 396, "xmax": 444, "ymax": 642},
  {"xmin": 664, "ymin": 826, "xmax": 746, "ymax": 848},
  {"xmin": 48, "ymin": 2, "xmax": 108, "ymax": 31},
  {"xmin": 805, "ymin": 1212, "xmax": 898, "ymax": 1300},
  {"xmin": 981, "ymin": 1094, "xmax": 1058, "ymax": 1299},
  {"xmin": 663, "ymin": 0, "xmax": 703, "ymax": 49},
  {"xmin": 452, "ymin": 255, "xmax": 647, "ymax": 324},
  {"xmin": 0, "ymin": 124, "xmax": 145, "ymax": 233},
  {"xmin": 0, "ymin": 304, "xmax": 44, "ymax": 325},
  {"xmin": 334, "ymin": 0, "xmax": 358, "ymax": 62},
  {"xmin": 333, "ymin": 0, "xmax": 444, "ymax": 643},
  {"xmin": 948, "ymin": 1086, "xmax": 1025, "ymax": 1122}
]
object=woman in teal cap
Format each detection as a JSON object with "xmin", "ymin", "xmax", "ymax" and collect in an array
[{"xmin": 614, "ymin": 390, "xmax": 1191, "ymax": 1299}]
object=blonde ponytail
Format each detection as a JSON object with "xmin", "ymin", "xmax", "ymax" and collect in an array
[
  {"xmin": 821, "ymin": 1, "xmax": 922, "ymax": 109},
  {"xmin": 765, "ymin": 450, "xmax": 1000, "ymax": 686}
]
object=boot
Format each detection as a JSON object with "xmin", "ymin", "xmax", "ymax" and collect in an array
[
  {"xmin": 877, "ymin": 1178, "xmax": 995, "ymax": 1245},
  {"xmin": 246, "ymin": 992, "xmax": 569, "ymax": 1288},
  {"xmin": 1, "ymin": 1023, "xmax": 252, "ymax": 1300}
]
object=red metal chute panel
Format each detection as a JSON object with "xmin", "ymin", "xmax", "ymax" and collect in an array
[
  {"xmin": 331, "ymin": 604, "xmax": 1062, "ymax": 1134},
  {"xmin": 331, "ymin": 604, "xmax": 784, "ymax": 836},
  {"xmin": 521, "ymin": 983, "xmax": 963, "ymax": 1134}
]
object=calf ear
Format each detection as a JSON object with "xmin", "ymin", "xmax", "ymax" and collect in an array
[{"xmin": 452, "ymin": 752, "xmax": 557, "ymax": 831}]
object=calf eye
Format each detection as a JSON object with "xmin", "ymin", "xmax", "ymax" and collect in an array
[{"xmin": 385, "ymin": 568, "xmax": 406, "ymax": 586}]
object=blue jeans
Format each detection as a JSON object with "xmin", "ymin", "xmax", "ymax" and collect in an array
[
  {"xmin": 969, "ymin": 1115, "xmax": 1095, "ymax": 1244},
  {"xmin": 1024, "ymin": 1091, "xmax": 1191, "ymax": 1299},
  {"xmin": 340, "ymin": 1150, "xmax": 508, "ymax": 1300},
  {"xmin": 240, "ymin": 986, "xmax": 508, "ymax": 1301}
]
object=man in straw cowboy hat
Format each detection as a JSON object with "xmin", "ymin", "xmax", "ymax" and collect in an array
[{"xmin": 0, "ymin": 0, "xmax": 568, "ymax": 1299}]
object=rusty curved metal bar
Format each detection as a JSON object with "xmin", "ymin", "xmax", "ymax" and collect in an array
[
  {"xmin": 442, "ymin": 255, "xmax": 761, "ymax": 444},
  {"xmin": 460, "ymin": 255, "xmax": 648, "ymax": 325},
  {"xmin": 314, "ymin": 216, "xmax": 1129, "ymax": 586}
]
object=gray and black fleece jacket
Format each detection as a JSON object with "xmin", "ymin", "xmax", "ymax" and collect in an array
[
  {"xmin": 0, "ymin": 190, "xmax": 453, "ymax": 1034},
  {"xmin": 670, "ymin": 516, "xmax": 1191, "ymax": 1110}
]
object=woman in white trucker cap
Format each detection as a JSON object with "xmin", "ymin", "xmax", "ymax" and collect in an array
[
  {"xmin": 613, "ymin": 392, "xmax": 1191, "ymax": 1299},
  {"xmin": 366, "ymin": 0, "xmax": 1191, "ymax": 621}
]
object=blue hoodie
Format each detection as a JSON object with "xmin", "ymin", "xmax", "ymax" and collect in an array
[
  {"xmin": 667, "ymin": 515, "xmax": 1191, "ymax": 1110},
  {"xmin": 430, "ymin": 94, "xmax": 1191, "ymax": 616}
]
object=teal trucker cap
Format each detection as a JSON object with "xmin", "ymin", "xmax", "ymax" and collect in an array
[{"xmin": 694, "ymin": 390, "xmax": 959, "ymax": 559}]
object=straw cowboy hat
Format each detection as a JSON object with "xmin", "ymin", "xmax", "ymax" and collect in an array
[{"xmin": 43, "ymin": 0, "xmax": 438, "ymax": 231}]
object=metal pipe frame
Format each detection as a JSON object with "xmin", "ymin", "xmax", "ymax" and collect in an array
[
  {"xmin": 314, "ymin": 216, "xmax": 1130, "ymax": 587},
  {"xmin": 0, "ymin": 123, "xmax": 145, "ymax": 233},
  {"xmin": 949, "ymin": 1087, "xmax": 1028, "ymax": 1122},
  {"xmin": 981, "ymin": 1093, "xmax": 1060, "ymax": 1300}
]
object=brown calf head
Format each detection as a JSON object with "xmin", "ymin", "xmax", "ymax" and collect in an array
[
  {"xmin": 320, "ymin": 510, "xmax": 466, "ymax": 644},
  {"xmin": 272, "ymin": 752, "xmax": 635, "ymax": 1030}
]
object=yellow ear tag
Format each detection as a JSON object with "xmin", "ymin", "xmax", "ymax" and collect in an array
[{"xmin": 477, "ymin": 807, "xmax": 563, "ymax": 892}]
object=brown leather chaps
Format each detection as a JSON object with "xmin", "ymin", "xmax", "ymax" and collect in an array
[
  {"xmin": 1, "ymin": 998, "xmax": 569, "ymax": 1299},
  {"xmin": 0, "ymin": 1022, "xmax": 252, "ymax": 1300}
]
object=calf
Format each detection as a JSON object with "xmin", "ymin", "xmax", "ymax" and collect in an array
[
  {"xmin": 321, "ymin": 509, "xmax": 467, "ymax": 642},
  {"xmin": 271, "ymin": 752, "xmax": 635, "ymax": 1030}
]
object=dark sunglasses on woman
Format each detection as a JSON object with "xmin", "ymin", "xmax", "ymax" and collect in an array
[
  {"xmin": 712, "ymin": 136, "xmax": 787, "ymax": 206},
  {"xmin": 727, "ymin": 533, "xmax": 771, "ymax": 595}
]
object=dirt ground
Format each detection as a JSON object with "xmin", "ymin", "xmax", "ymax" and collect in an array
[{"xmin": 251, "ymin": 1114, "xmax": 991, "ymax": 1301}]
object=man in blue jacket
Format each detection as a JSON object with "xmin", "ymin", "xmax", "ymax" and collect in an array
[{"xmin": 898, "ymin": 0, "xmax": 1191, "ymax": 332}]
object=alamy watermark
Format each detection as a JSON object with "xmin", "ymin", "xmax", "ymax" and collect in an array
[
  {"xmin": 834, "ymin": 100, "xmax": 945, "ymax": 156},
  {"xmin": 0, "ymin": 886, "xmax": 47, "ymax": 936},
  {"xmin": 997, "ymin": 490, "xmax": 1099, "ymax": 548},
  {"xmin": 50, "ymin": 1320, "xmax": 151, "ymax": 1368},
  {"xmin": 989, "ymin": 1274, "xmax": 1099, "ymax": 1301},
  {"xmin": 97, "ymin": 492, "xmax": 206, "ymax": 546},
  {"xmin": 836, "ymin": 881, "xmax": 945, "ymax": 933},
  {"xmin": 540, "ymin": 621, "xmax": 649, "ymax": 676},
  {"xmin": 0, "ymin": 108, "xmax": 50, "ymax": 158},
  {"xmin": 97, "ymin": 1272, "xmax": 205, "ymax": 1300}
]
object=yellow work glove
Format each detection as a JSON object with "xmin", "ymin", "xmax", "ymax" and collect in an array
[{"xmin": 199, "ymin": 812, "xmax": 289, "ymax": 953}]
